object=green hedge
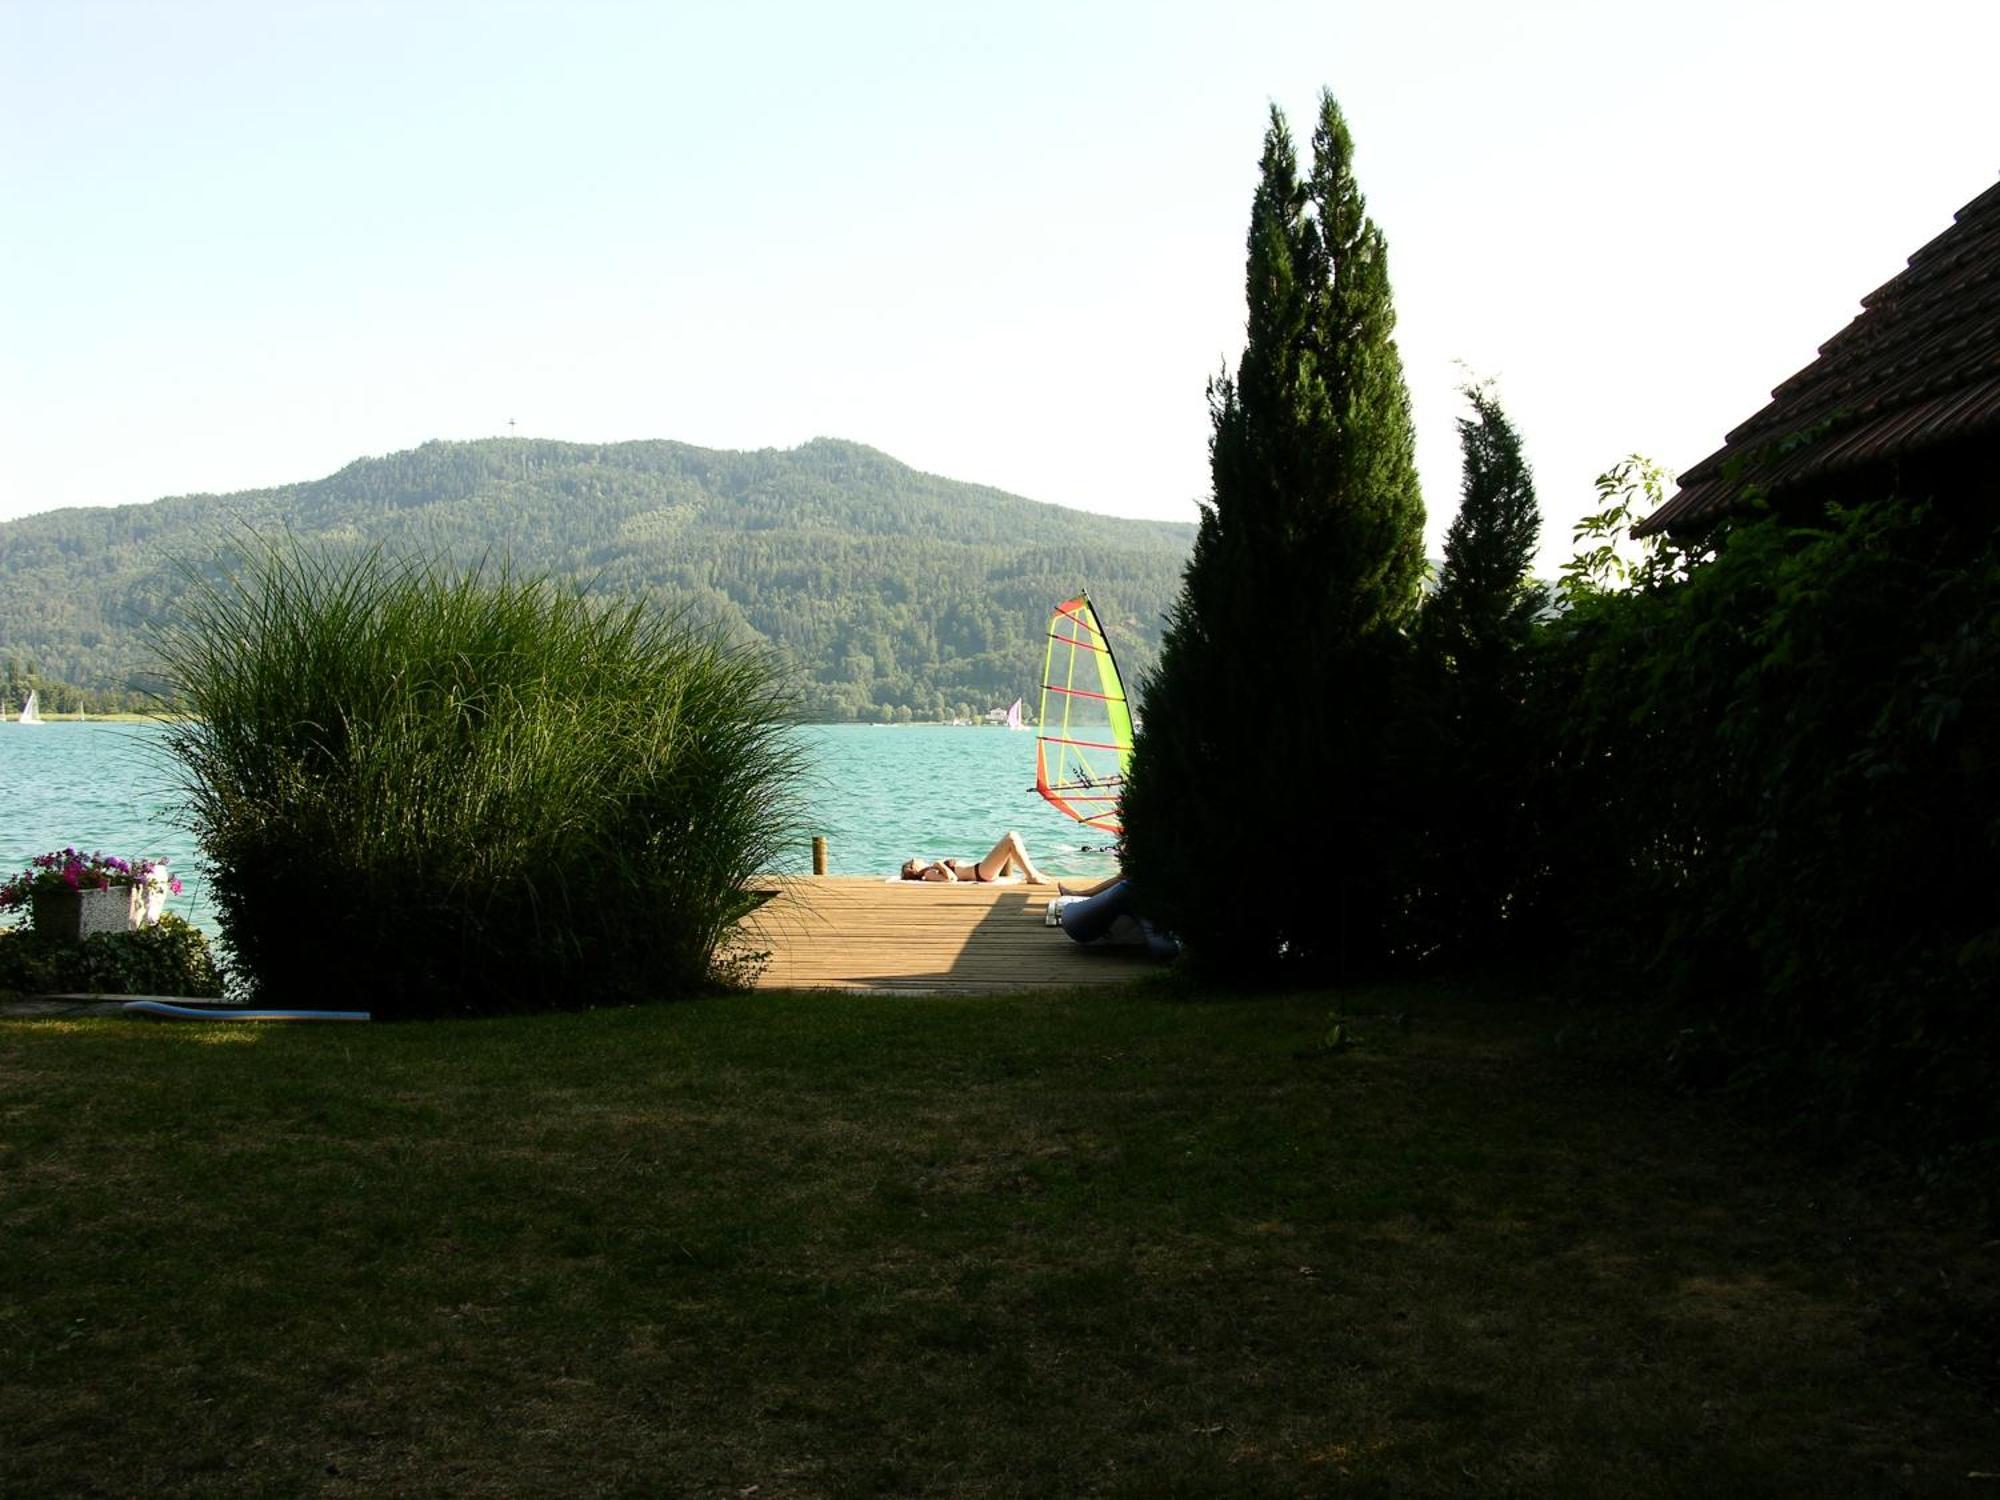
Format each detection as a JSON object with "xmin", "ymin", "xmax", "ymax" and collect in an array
[
  {"xmin": 0, "ymin": 915, "xmax": 224, "ymax": 999},
  {"xmin": 1519, "ymin": 498, "xmax": 2000, "ymax": 1148}
]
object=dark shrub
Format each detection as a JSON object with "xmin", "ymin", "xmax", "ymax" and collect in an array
[
  {"xmin": 1521, "ymin": 497, "xmax": 2000, "ymax": 1150},
  {"xmin": 0, "ymin": 915, "xmax": 224, "ymax": 999}
]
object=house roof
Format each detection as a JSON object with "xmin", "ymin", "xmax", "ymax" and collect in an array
[{"xmin": 1636, "ymin": 175, "xmax": 2000, "ymax": 537}]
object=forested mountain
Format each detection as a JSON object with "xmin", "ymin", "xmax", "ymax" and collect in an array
[{"xmin": 0, "ymin": 438, "xmax": 1194, "ymax": 719}]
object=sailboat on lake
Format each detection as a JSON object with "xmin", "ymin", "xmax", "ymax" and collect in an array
[{"xmin": 16, "ymin": 690, "xmax": 43, "ymax": 725}]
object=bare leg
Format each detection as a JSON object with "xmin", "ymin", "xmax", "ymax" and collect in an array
[
  {"xmin": 1057, "ymin": 872, "xmax": 1123, "ymax": 898},
  {"xmin": 975, "ymin": 830, "xmax": 1050, "ymax": 885}
]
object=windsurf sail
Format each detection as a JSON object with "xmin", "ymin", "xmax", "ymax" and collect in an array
[
  {"xmin": 1035, "ymin": 594, "xmax": 1134, "ymax": 836},
  {"xmin": 1004, "ymin": 697, "xmax": 1024, "ymax": 731}
]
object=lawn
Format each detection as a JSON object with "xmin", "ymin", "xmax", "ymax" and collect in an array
[{"xmin": 2, "ymin": 982, "xmax": 1993, "ymax": 1497}]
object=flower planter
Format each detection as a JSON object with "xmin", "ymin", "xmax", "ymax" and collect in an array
[
  {"xmin": 4, "ymin": 852, "xmax": 181, "ymax": 939},
  {"xmin": 30, "ymin": 885, "xmax": 151, "ymax": 943}
]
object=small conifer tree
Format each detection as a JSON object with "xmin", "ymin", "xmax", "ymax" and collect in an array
[
  {"xmin": 1123, "ymin": 91, "xmax": 1425, "ymax": 977},
  {"xmin": 1426, "ymin": 385, "xmax": 1544, "ymax": 672},
  {"xmin": 1412, "ymin": 386, "xmax": 1544, "ymax": 957}
]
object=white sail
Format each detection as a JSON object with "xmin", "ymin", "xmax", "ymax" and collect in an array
[
  {"xmin": 17, "ymin": 690, "xmax": 42, "ymax": 725},
  {"xmin": 1005, "ymin": 697, "xmax": 1024, "ymax": 731}
]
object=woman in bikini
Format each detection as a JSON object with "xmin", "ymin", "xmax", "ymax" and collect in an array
[{"xmin": 900, "ymin": 830, "xmax": 1051, "ymax": 885}]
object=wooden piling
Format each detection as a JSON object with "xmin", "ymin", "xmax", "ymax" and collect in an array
[{"xmin": 811, "ymin": 836, "xmax": 828, "ymax": 875}]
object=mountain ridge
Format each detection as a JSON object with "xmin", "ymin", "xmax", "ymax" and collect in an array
[{"xmin": 0, "ymin": 436, "xmax": 1195, "ymax": 720}]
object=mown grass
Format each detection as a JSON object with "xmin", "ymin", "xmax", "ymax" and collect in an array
[{"xmin": 2, "ymin": 984, "xmax": 1994, "ymax": 1497}]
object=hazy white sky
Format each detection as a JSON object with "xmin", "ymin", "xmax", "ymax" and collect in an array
[{"xmin": 4, "ymin": 0, "xmax": 1996, "ymax": 568}]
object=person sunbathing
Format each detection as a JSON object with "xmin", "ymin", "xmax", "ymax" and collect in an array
[{"xmin": 900, "ymin": 831, "xmax": 1051, "ymax": 885}]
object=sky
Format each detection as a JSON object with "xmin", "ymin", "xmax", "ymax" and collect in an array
[{"xmin": 3, "ymin": 0, "xmax": 1996, "ymax": 570}]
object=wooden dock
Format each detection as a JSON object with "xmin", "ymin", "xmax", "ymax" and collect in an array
[{"xmin": 736, "ymin": 877, "xmax": 1155, "ymax": 994}]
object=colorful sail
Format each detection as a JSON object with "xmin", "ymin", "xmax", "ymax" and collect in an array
[{"xmin": 1035, "ymin": 594, "xmax": 1134, "ymax": 836}]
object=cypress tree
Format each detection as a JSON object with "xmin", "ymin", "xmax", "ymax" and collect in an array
[
  {"xmin": 1412, "ymin": 386, "xmax": 1544, "ymax": 958},
  {"xmin": 1426, "ymin": 385, "xmax": 1543, "ymax": 669},
  {"xmin": 1122, "ymin": 91, "xmax": 1425, "ymax": 977}
]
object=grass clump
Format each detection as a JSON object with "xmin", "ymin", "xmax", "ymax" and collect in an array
[{"xmin": 154, "ymin": 545, "xmax": 802, "ymax": 1017}]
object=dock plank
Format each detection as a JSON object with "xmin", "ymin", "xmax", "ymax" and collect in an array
[{"xmin": 736, "ymin": 876, "xmax": 1151, "ymax": 994}]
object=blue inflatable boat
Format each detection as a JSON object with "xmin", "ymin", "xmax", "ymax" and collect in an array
[{"xmin": 123, "ymin": 1000, "xmax": 371, "ymax": 1023}]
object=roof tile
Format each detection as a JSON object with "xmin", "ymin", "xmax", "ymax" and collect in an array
[{"xmin": 1637, "ymin": 176, "xmax": 2000, "ymax": 535}]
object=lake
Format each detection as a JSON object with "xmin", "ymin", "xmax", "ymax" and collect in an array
[{"xmin": 0, "ymin": 722, "xmax": 1120, "ymax": 936}]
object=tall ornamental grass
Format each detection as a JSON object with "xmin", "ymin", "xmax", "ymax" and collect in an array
[{"xmin": 156, "ymin": 547, "xmax": 803, "ymax": 1018}]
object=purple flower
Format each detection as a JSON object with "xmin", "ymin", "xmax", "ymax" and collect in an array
[{"xmin": 2, "ymin": 848, "xmax": 187, "ymax": 911}]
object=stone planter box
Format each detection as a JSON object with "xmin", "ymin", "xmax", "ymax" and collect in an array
[{"xmin": 29, "ymin": 885, "xmax": 159, "ymax": 943}]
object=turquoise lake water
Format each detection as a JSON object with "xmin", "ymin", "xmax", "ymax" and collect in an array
[{"xmin": 0, "ymin": 722, "xmax": 1120, "ymax": 936}]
